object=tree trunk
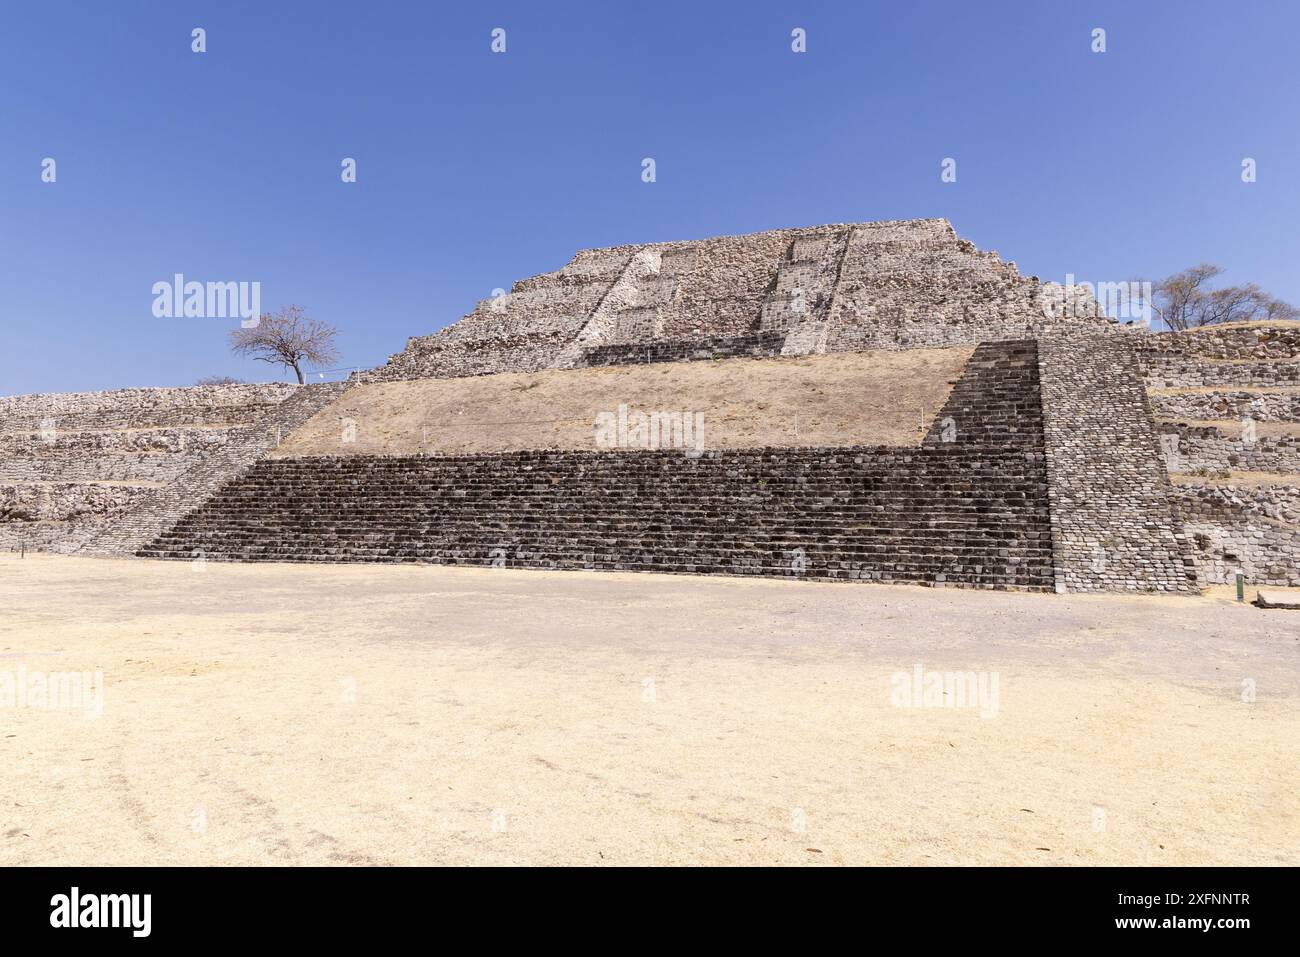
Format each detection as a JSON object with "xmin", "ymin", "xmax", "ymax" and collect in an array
[{"xmin": 291, "ymin": 362, "xmax": 304, "ymax": 385}]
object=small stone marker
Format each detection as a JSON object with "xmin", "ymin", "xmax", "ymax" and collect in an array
[{"xmin": 1255, "ymin": 590, "xmax": 1300, "ymax": 610}]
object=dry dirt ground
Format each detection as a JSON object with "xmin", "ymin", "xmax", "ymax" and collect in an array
[
  {"xmin": 1, "ymin": 554, "xmax": 1297, "ymax": 867},
  {"xmin": 274, "ymin": 347, "xmax": 973, "ymax": 457}
]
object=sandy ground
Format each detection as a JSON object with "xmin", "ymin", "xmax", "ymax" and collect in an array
[
  {"xmin": 273, "ymin": 348, "xmax": 973, "ymax": 457},
  {"xmin": 1, "ymin": 554, "xmax": 1297, "ymax": 867}
]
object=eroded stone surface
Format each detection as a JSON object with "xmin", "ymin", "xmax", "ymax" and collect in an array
[{"xmin": 364, "ymin": 219, "xmax": 1117, "ymax": 382}]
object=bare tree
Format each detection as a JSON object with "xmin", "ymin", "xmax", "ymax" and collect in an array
[
  {"xmin": 1133, "ymin": 264, "xmax": 1298, "ymax": 331},
  {"xmin": 229, "ymin": 305, "xmax": 340, "ymax": 384}
]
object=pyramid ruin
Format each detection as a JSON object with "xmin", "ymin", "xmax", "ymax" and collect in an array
[{"xmin": 4, "ymin": 219, "xmax": 1297, "ymax": 592}]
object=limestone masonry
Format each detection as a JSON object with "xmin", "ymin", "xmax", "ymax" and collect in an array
[
  {"xmin": 363, "ymin": 219, "xmax": 1115, "ymax": 381},
  {"xmin": 4, "ymin": 219, "xmax": 1296, "ymax": 591}
]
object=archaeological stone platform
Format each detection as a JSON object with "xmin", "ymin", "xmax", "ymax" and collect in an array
[{"xmin": 8, "ymin": 218, "xmax": 1290, "ymax": 593}]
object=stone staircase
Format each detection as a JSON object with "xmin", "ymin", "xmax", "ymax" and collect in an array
[
  {"xmin": 71, "ymin": 382, "xmax": 351, "ymax": 555},
  {"xmin": 137, "ymin": 338, "xmax": 1056, "ymax": 589},
  {"xmin": 923, "ymin": 340, "xmax": 1043, "ymax": 447},
  {"xmin": 138, "ymin": 445, "xmax": 1054, "ymax": 589}
]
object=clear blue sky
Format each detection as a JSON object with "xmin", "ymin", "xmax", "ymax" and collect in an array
[{"xmin": 2, "ymin": 1, "xmax": 1296, "ymax": 394}]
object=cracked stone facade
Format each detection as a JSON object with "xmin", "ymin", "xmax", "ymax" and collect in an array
[
  {"xmin": 363, "ymin": 218, "xmax": 1118, "ymax": 382},
  {"xmin": 1138, "ymin": 322, "xmax": 1300, "ymax": 586}
]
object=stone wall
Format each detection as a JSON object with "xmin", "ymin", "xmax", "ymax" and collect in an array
[
  {"xmin": 1134, "ymin": 323, "xmax": 1300, "ymax": 361},
  {"xmin": 1142, "ymin": 359, "xmax": 1300, "ymax": 389},
  {"xmin": 0, "ymin": 482, "xmax": 156, "ymax": 523},
  {"xmin": 364, "ymin": 219, "xmax": 1118, "ymax": 383},
  {"xmin": 1037, "ymin": 335, "xmax": 1199, "ymax": 592},
  {"xmin": 1149, "ymin": 390, "xmax": 1300, "ymax": 422},
  {"xmin": 1139, "ymin": 320, "xmax": 1300, "ymax": 586},
  {"xmin": 921, "ymin": 340, "xmax": 1043, "ymax": 448},
  {"xmin": 67, "ymin": 382, "xmax": 351, "ymax": 556},
  {"xmin": 1154, "ymin": 423, "xmax": 1300, "ymax": 474},
  {"xmin": 581, "ymin": 331, "xmax": 785, "ymax": 368},
  {"xmin": 0, "ymin": 382, "xmax": 321, "ymax": 554},
  {"xmin": 1175, "ymin": 484, "xmax": 1300, "ymax": 586},
  {"xmin": 139, "ymin": 446, "xmax": 1056, "ymax": 590},
  {"xmin": 0, "ymin": 383, "xmax": 296, "ymax": 432}
]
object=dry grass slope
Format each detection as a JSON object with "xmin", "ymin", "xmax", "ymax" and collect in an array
[{"xmin": 273, "ymin": 348, "xmax": 975, "ymax": 457}]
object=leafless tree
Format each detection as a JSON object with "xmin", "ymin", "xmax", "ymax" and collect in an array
[
  {"xmin": 1133, "ymin": 264, "xmax": 1298, "ymax": 331},
  {"xmin": 229, "ymin": 305, "xmax": 340, "ymax": 384}
]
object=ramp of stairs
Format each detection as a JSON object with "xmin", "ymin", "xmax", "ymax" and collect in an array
[
  {"xmin": 75, "ymin": 382, "xmax": 351, "ymax": 555},
  {"xmin": 138, "ymin": 446, "xmax": 1054, "ymax": 589},
  {"xmin": 138, "ymin": 341, "xmax": 1054, "ymax": 589}
]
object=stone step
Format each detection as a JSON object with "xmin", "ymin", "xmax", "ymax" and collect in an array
[{"xmin": 137, "ymin": 339, "xmax": 1056, "ymax": 591}]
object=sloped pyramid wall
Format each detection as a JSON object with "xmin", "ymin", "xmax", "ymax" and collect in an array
[
  {"xmin": 139, "ymin": 341, "xmax": 1057, "ymax": 589},
  {"xmin": 365, "ymin": 219, "xmax": 1117, "ymax": 383}
]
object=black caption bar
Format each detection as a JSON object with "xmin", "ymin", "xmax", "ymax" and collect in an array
[{"xmin": 0, "ymin": 866, "xmax": 1286, "ymax": 944}]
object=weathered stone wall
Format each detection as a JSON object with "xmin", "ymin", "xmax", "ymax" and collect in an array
[
  {"xmin": 371, "ymin": 246, "xmax": 629, "ymax": 381},
  {"xmin": 0, "ymin": 383, "xmax": 296, "ymax": 432},
  {"xmin": 0, "ymin": 482, "xmax": 157, "ymax": 522},
  {"xmin": 1154, "ymin": 423, "xmax": 1300, "ymax": 474},
  {"xmin": 364, "ymin": 219, "xmax": 1118, "ymax": 383},
  {"xmin": 1139, "ymin": 321, "xmax": 1300, "ymax": 586},
  {"xmin": 1038, "ymin": 334, "xmax": 1199, "ymax": 592},
  {"xmin": 66, "ymin": 382, "xmax": 351, "ymax": 556},
  {"xmin": 813, "ymin": 223, "xmax": 1114, "ymax": 354},
  {"xmin": 0, "ymin": 382, "xmax": 317, "ymax": 554},
  {"xmin": 582, "ymin": 331, "xmax": 785, "ymax": 367},
  {"xmin": 1134, "ymin": 324, "xmax": 1300, "ymax": 361},
  {"xmin": 1182, "ymin": 483, "xmax": 1300, "ymax": 526},
  {"xmin": 921, "ymin": 340, "xmax": 1043, "ymax": 448},
  {"xmin": 139, "ymin": 446, "xmax": 1056, "ymax": 590},
  {"xmin": 1175, "ymin": 484, "xmax": 1300, "ymax": 586},
  {"xmin": 1143, "ymin": 359, "xmax": 1300, "ymax": 389},
  {"xmin": 0, "ymin": 450, "xmax": 207, "ymax": 484},
  {"xmin": 1149, "ymin": 390, "xmax": 1300, "ymax": 422}
]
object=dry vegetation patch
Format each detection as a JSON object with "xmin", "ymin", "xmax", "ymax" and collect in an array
[{"xmin": 274, "ymin": 348, "xmax": 974, "ymax": 457}]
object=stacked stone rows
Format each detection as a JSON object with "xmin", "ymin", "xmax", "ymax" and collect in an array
[
  {"xmin": 0, "ymin": 384, "xmax": 298, "ymax": 551},
  {"xmin": 1140, "ymin": 322, "xmax": 1300, "ymax": 586},
  {"xmin": 1037, "ymin": 334, "xmax": 1201, "ymax": 592},
  {"xmin": 581, "ymin": 332, "xmax": 786, "ymax": 368},
  {"xmin": 1154, "ymin": 423, "xmax": 1300, "ymax": 473},
  {"xmin": 922, "ymin": 341, "xmax": 1043, "ymax": 448},
  {"xmin": 139, "ymin": 339, "xmax": 1058, "ymax": 590},
  {"xmin": 138, "ymin": 445, "xmax": 1055, "ymax": 590},
  {"xmin": 70, "ymin": 382, "xmax": 352, "ymax": 556}
]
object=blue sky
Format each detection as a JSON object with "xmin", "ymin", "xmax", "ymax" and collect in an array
[{"xmin": 2, "ymin": 1, "xmax": 1296, "ymax": 394}]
